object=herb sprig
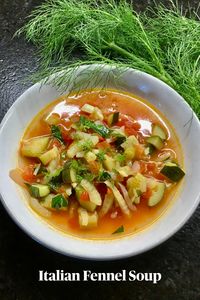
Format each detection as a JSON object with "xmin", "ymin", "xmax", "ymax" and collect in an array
[{"xmin": 17, "ymin": 0, "xmax": 200, "ymax": 117}]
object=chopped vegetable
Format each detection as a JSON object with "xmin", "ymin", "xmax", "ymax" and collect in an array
[
  {"xmin": 105, "ymin": 181, "xmax": 130, "ymax": 216},
  {"xmin": 78, "ymin": 208, "xmax": 98, "ymax": 228},
  {"xmin": 30, "ymin": 198, "xmax": 52, "ymax": 218},
  {"xmin": 99, "ymin": 193, "xmax": 114, "ymax": 217},
  {"xmin": 21, "ymin": 136, "xmax": 50, "ymax": 157},
  {"xmin": 76, "ymin": 186, "xmax": 97, "ymax": 212},
  {"xmin": 108, "ymin": 112, "xmax": 119, "ymax": 126},
  {"xmin": 112, "ymin": 225, "xmax": 124, "ymax": 234},
  {"xmin": 51, "ymin": 194, "xmax": 68, "ymax": 209},
  {"xmin": 98, "ymin": 171, "xmax": 111, "ymax": 182},
  {"xmin": 146, "ymin": 136, "xmax": 163, "ymax": 150},
  {"xmin": 114, "ymin": 136, "xmax": 126, "ymax": 149},
  {"xmin": 148, "ymin": 182, "xmax": 166, "ymax": 207},
  {"xmin": 81, "ymin": 179, "xmax": 102, "ymax": 205},
  {"xmin": 160, "ymin": 163, "xmax": 185, "ymax": 182},
  {"xmin": 79, "ymin": 116, "xmax": 111, "ymax": 138},
  {"xmin": 39, "ymin": 146, "xmax": 59, "ymax": 165},
  {"xmin": 103, "ymin": 155, "xmax": 116, "ymax": 171},
  {"xmin": 51, "ymin": 125, "xmax": 64, "ymax": 143},
  {"xmin": 152, "ymin": 124, "xmax": 167, "ymax": 140},
  {"xmin": 28, "ymin": 184, "xmax": 50, "ymax": 198}
]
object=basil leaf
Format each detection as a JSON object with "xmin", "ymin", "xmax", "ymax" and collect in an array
[
  {"xmin": 112, "ymin": 225, "xmax": 124, "ymax": 234},
  {"xmin": 51, "ymin": 125, "xmax": 64, "ymax": 143},
  {"xmin": 51, "ymin": 194, "xmax": 68, "ymax": 209},
  {"xmin": 99, "ymin": 171, "xmax": 111, "ymax": 182}
]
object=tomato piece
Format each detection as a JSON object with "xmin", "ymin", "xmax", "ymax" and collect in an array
[
  {"xmin": 99, "ymin": 136, "xmax": 106, "ymax": 142},
  {"xmin": 22, "ymin": 165, "xmax": 36, "ymax": 183},
  {"xmin": 139, "ymin": 161, "xmax": 146, "ymax": 174},
  {"xmin": 80, "ymin": 191, "xmax": 90, "ymax": 202},
  {"xmin": 116, "ymin": 114, "xmax": 128, "ymax": 127},
  {"xmin": 146, "ymin": 162, "xmax": 156, "ymax": 172},
  {"xmin": 132, "ymin": 122, "xmax": 141, "ymax": 131},
  {"xmin": 124, "ymin": 120, "xmax": 137, "ymax": 136}
]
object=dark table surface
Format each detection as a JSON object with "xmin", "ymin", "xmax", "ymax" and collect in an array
[{"xmin": 0, "ymin": 1, "xmax": 200, "ymax": 299}]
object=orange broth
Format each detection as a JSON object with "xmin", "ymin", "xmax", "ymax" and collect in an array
[{"xmin": 19, "ymin": 89, "xmax": 183, "ymax": 239}]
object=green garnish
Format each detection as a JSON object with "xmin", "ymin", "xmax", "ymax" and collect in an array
[
  {"xmin": 63, "ymin": 159, "xmax": 95, "ymax": 183},
  {"xmin": 51, "ymin": 125, "xmax": 63, "ymax": 143},
  {"xmin": 112, "ymin": 225, "xmax": 124, "ymax": 234},
  {"xmin": 115, "ymin": 153, "xmax": 125, "ymax": 163},
  {"xmin": 79, "ymin": 140, "xmax": 93, "ymax": 152},
  {"xmin": 17, "ymin": 1, "xmax": 200, "ymax": 118},
  {"xmin": 47, "ymin": 168, "xmax": 63, "ymax": 191},
  {"xmin": 51, "ymin": 194, "xmax": 68, "ymax": 209},
  {"xmin": 96, "ymin": 149, "xmax": 106, "ymax": 163},
  {"xmin": 98, "ymin": 171, "xmax": 111, "ymax": 182},
  {"xmin": 79, "ymin": 116, "xmax": 111, "ymax": 138}
]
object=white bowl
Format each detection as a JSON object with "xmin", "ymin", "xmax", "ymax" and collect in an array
[{"xmin": 0, "ymin": 65, "xmax": 200, "ymax": 260}]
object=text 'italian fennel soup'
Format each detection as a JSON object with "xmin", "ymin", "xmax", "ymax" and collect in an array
[{"xmin": 10, "ymin": 90, "xmax": 185, "ymax": 239}]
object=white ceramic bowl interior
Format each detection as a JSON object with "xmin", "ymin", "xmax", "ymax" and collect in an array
[{"xmin": 0, "ymin": 65, "xmax": 200, "ymax": 260}]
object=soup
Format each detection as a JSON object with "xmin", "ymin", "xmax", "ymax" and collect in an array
[{"xmin": 11, "ymin": 89, "xmax": 185, "ymax": 239}]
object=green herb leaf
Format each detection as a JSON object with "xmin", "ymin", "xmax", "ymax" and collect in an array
[
  {"xmin": 51, "ymin": 125, "xmax": 63, "ymax": 143},
  {"xmin": 47, "ymin": 168, "xmax": 63, "ymax": 191},
  {"xmin": 98, "ymin": 171, "xmax": 111, "ymax": 182},
  {"xmin": 96, "ymin": 149, "xmax": 106, "ymax": 163},
  {"xmin": 17, "ymin": 1, "xmax": 200, "ymax": 118},
  {"xmin": 51, "ymin": 194, "xmax": 68, "ymax": 209},
  {"xmin": 79, "ymin": 116, "xmax": 111, "ymax": 138},
  {"xmin": 115, "ymin": 153, "xmax": 125, "ymax": 163},
  {"xmin": 79, "ymin": 140, "xmax": 93, "ymax": 152},
  {"xmin": 112, "ymin": 225, "xmax": 124, "ymax": 234}
]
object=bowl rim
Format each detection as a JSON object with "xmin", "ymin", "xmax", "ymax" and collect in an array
[{"xmin": 0, "ymin": 65, "xmax": 200, "ymax": 260}]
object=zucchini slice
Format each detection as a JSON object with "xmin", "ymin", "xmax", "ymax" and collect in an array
[
  {"xmin": 152, "ymin": 124, "xmax": 167, "ymax": 140},
  {"xmin": 148, "ymin": 182, "xmax": 165, "ymax": 207},
  {"xmin": 21, "ymin": 136, "xmax": 50, "ymax": 158},
  {"xmin": 75, "ymin": 186, "xmax": 97, "ymax": 212},
  {"xmin": 81, "ymin": 104, "xmax": 95, "ymax": 114},
  {"xmin": 62, "ymin": 162, "xmax": 76, "ymax": 183},
  {"xmin": 160, "ymin": 163, "xmax": 185, "ymax": 182},
  {"xmin": 146, "ymin": 136, "xmax": 163, "ymax": 150},
  {"xmin": 39, "ymin": 146, "xmax": 59, "ymax": 165},
  {"xmin": 107, "ymin": 112, "xmax": 119, "ymax": 126},
  {"xmin": 29, "ymin": 184, "xmax": 50, "ymax": 198}
]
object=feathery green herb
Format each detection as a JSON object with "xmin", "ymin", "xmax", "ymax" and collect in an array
[{"xmin": 17, "ymin": 0, "xmax": 200, "ymax": 117}]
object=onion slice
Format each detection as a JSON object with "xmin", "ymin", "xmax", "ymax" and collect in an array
[
  {"xmin": 30, "ymin": 198, "xmax": 52, "ymax": 218},
  {"xmin": 9, "ymin": 168, "xmax": 25, "ymax": 188},
  {"xmin": 118, "ymin": 183, "xmax": 137, "ymax": 212}
]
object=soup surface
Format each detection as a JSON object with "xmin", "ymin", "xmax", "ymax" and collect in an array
[{"xmin": 12, "ymin": 89, "xmax": 185, "ymax": 239}]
